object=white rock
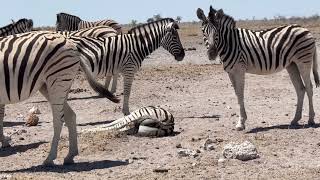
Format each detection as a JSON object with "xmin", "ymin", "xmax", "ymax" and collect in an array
[
  {"xmin": 223, "ymin": 141, "xmax": 259, "ymax": 161},
  {"xmin": 16, "ymin": 114, "xmax": 25, "ymax": 121},
  {"xmin": 177, "ymin": 149, "xmax": 198, "ymax": 158},
  {"xmin": 28, "ymin": 106, "xmax": 41, "ymax": 114}
]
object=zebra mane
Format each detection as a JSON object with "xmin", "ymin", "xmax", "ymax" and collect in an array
[
  {"xmin": 209, "ymin": 9, "xmax": 236, "ymax": 28},
  {"xmin": 128, "ymin": 18, "xmax": 176, "ymax": 33},
  {"xmin": 0, "ymin": 18, "xmax": 33, "ymax": 30}
]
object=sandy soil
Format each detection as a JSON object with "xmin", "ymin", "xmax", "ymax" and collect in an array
[{"xmin": 1, "ymin": 27, "xmax": 320, "ymax": 180}]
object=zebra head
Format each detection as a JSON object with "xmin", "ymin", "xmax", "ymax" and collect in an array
[
  {"xmin": 197, "ymin": 6, "xmax": 220, "ymax": 60},
  {"xmin": 161, "ymin": 22, "xmax": 185, "ymax": 61},
  {"xmin": 16, "ymin": 19, "xmax": 34, "ymax": 32},
  {"xmin": 56, "ymin": 13, "xmax": 81, "ymax": 31}
]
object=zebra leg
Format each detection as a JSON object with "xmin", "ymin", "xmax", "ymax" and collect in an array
[
  {"xmin": 104, "ymin": 75, "xmax": 112, "ymax": 90},
  {"xmin": 286, "ymin": 63, "xmax": 305, "ymax": 125},
  {"xmin": 228, "ymin": 71, "xmax": 247, "ymax": 131},
  {"xmin": 122, "ymin": 73, "xmax": 135, "ymax": 115},
  {"xmin": 41, "ymin": 80, "xmax": 76, "ymax": 165},
  {"xmin": 0, "ymin": 104, "xmax": 10, "ymax": 148},
  {"xmin": 63, "ymin": 103, "xmax": 78, "ymax": 165},
  {"xmin": 296, "ymin": 63, "xmax": 315, "ymax": 125},
  {"xmin": 110, "ymin": 74, "xmax": 118, "ymax": 94},
  {"xmin": 39, "ymin": 85, "xmax": 78, "ymax": 165}
]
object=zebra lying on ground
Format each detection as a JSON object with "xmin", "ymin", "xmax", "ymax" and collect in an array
[
  {"xmin": 69, "ymin": 18, "xmax": 185, "ymax": 115},
  {"xmin": 82, "ymin": 106, "xmax": 175, "ymax": 137},
  {"xmin": 197, "ymin": 6, "xmax": 319, "ymax": 131},
  {"xmin": 56, "ymin": 12, "xmax": 123, "ymax": 93},
  {"xmin": 0, "ymin": 18, "xmax": 33, "ymax": 37},
  {"xmin": 0, "ymin": 31, "xmax": 118, "ymax": 166}
]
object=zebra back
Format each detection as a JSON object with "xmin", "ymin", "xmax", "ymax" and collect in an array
[
  {"xmin": 78, "ymin": 19, "xmax": 122, "ymax": 34},
  {"xmin": 56, "ymin": 12, "xmax": 82, "ymax": 31},
  {"xmin": 58, "ymin": 25, "xmax": 118, "ymax": 38},
  {"xmin": 0, "ymin": 18, "xmax": 33, "ymax": 37}
]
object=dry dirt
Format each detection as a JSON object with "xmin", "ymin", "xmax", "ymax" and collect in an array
[{"xmin": 1, "ymin": 23, "xmax": 320, "ymax": 180}]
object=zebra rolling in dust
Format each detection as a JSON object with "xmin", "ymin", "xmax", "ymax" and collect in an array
[{"xmin": 197, "ymin": 6, "xmax": 319, "ymax": 130}]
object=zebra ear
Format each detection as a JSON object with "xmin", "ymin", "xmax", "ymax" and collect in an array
[
  {"xmin": 11, "ymin": 19, "xmax": 15, "ymax": 24},
  {"xmin": 196, "ymin": 8, "xmax": 208, "ymax": 23},
  {"xmin": 216, "ymin": 9, "xmax": 224, "ymax": 19},
  {"xmin": 167, "ymin": 22, "xmax": 179, "ymax": 32}
]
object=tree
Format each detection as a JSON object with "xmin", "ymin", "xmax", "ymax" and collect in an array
[
  {"xmin": 130, "ymin": 20, "xmax": 138, "ymax": 27},
  {"xmin": 153, "ymin": 14, "xmax": 162, "ymax": 21},
  {"xmin": 176, "ymin": 16, "xmax": 182, "ymax": 23},
  {"xmin": 147, "ymin": 18, "xmax": 154, "ymax": 23}
]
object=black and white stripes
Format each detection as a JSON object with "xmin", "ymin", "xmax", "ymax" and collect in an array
[
  {"xmin": 69, "ymin": 18, "xmax": 185, "ymax": 115},
  {"xmin": 0, "ymin": 31, "xmax": 118, "ymax": 166},
  {"xmin": 0, "ymin": 18, "xmax": 33, "ymax": 37},
  {"xmin": 197, "ymin": 6, "xmax": 319, "ymax": 130},
  {"xmin": 56, "ymin": 12, "xmax": 122, "ymax": 34}
]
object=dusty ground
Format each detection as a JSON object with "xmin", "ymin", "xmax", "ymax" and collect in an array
[{"xmin": 1, "ymin": 21, "xmax": 320, "ymax": 179}]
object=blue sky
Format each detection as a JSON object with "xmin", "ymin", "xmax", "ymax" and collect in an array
[{"xmin": 2, "ymin": 0, "xmax": 320, "ymax": 27}]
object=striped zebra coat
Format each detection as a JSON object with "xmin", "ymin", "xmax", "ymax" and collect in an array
[
  {"xmin": 69, "ymin": 18, "xmax": 185, "ymax": 115},
  {"xmin": 0, "ymin": 31, "xmax": 117, "ymax": 166},
  {"xmin": 197, "ymin": 6, "xmax": 319, "ymax": 130},
  {"xmin": 0, "ymin": 18, "xmax": 33, "ymax": 37},
  {"xmin": 56, "ymin": 12, "xmax": 122, "ymax": 92},
  {"xmin": 56, "ymin": 12, "xmax": 122, "ymax": 34}
]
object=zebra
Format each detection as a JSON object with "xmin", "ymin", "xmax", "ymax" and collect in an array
[
  {"xmin": 82, "ymin": 106, "xmax": 175, "ymax": 137},
  {"xmin": 56, "ymin": 12, "xmax": 122, "ymax": 93},
  {"xmin": 0, "ymin": 31, "xmax": 118, "ymax": 166},
  {"xmin": 56, "ymin": 12, "xmax": 122, "ymax": 34},
  {"xmin": 197, "ymin": 6, "xmax": 319, "ymax": 131},
  {"xmin": 0, "ymin": 18, "xmax": 33, "ymax": 37},
  {"xmin": 69, "ymin": 18, "xmax": 185, "ymax": 115}
]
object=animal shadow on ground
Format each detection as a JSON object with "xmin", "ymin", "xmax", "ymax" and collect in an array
[
  {"xmin": 31, "ymin": 95, "xmax": 104, "ymax": 104},
  {"xmin": 0, "ymin": 142, "xmax": 46, "ymax": 157},
  {"xmin": 0, "ymin": 160, "xmax": 128, "ymax": 173},
  {"xmin": 179, "ymin": 114, "xmax": 221, "ymax": 119},
  {"xmin": 247, "ymin": 123, "xmax": 320, "ymax": 133},
  {"xmin": 4, "ymin": 121, "xmax": 25, "ymax": 127},
  {"xmin": 77, "ymin": 120, "xmax": 114, "ymax": 126}
]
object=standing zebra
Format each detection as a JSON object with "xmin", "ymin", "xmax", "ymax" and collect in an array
[
  {"xmin": 69, "ymin": 18, "xmax": 185, "ymax": 115},
  {"xmin": 0, "ymin": 18, "xmax": 33, "ymax": 37},
  {"xmin": 197, "ymin": 6, "xmax": 319, "ymax": 130},
  {"xmin": 0, "ymin": 31, "xmax": 118, "ymax": 166},
  {"xmin": 56, "ymin": 12, "xmax": 122, "ymax": 93}
]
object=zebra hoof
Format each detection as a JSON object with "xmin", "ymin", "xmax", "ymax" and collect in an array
[
  {"xmin": 307, "ymin": 120, "xmax": 316, "ymax": 127},
  {"xmin": 235, "ymin": 124, "xmax": 245, "ymax": 131},
  {"xmin": 42, "ymin": 159, "xmax": 55, "ymax": 167}
]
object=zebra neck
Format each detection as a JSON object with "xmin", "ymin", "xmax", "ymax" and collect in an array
[
  {"xmin": 218, "ymin": 28, "xmax": 241, "ymax": 70},
  {"xmin": 131, "ymin": 26, "xmax": 166, "ymax": 59}
]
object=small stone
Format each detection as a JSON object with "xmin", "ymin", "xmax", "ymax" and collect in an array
[
  {"xmin": 317, "ymin": 142, "xmax": 320, "ymax": 146},
  {"xmin": 16, "ymin": 114, "xmax": 25, "ymax": 121},
  {"xmin": 285, "ymin": 114, "xmax": 289, "ymax": 116},
  {"xmin": 218, "ymin": 158, "xmax": 226, "ymax": 163},
  {"xmin": 196, "ymin": 149, "xmax": 201, "ymax": 153},
  {"xmin": 28, "ymin": 106, "xmax": 41, "ymax": 114},
  {"xmin": 153, "ymin": 168, "xmax": 169, "ymax": 173},
  {"xmin": 126, "ymin": 159, "xmax": 134, "ymax": 164},
  {"xmin": 178, "ymin": 149, "xmax": 198, "ymax": 158},
  {"xmin": 231, "ymin": 113, "xmax": 237, "ymax": 117},
  {"xmin": 176, "ymin": 143, "xmax": 182, "ymax": 148},
  {"xmin": 25, "ymin": 114, "xmax": 39, "ymax": 127},
  {"xmin": 226, "ymin": 106, "xmax": 232, "ymax": 109},
  {"xmin": 19, "ymin": 137, "xmax": 24, "ymax": 140},
  {"xmin": 203, "ymin": 139, "xmax": 215, "ymax": 151}
]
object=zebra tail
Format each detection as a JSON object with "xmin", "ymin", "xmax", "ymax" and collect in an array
[
  {"xmin": 313, "ymin": 46, "xmax": 320, "ymax": 88},
  {"xmin": 79, "ymin": 58, "xmax": 120, "ymax": 103}
]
